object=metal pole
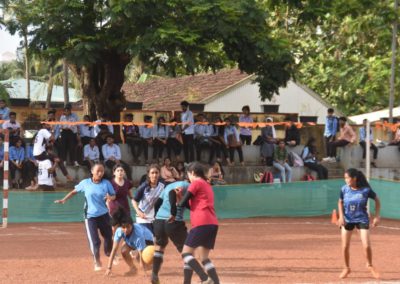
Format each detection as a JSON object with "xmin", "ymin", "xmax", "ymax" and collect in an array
[
  {"xmin": 365, "ymin": 120, "xmax": 371, "ymax": 181},
  {"xmin": 389, "ymin": 0, "xmax": 398, "ymax": 127}
]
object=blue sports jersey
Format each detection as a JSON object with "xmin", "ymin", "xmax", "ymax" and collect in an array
[
  {"xmin": 114, "ymin": 224, "xmax": 153, "ymax": 251},
  {"xmin": 340, "ymin": 185, "xmax": 376, "ymax": 224},
  {"xmin": 75, "ymin": 178, "xmax": 115, "ymax": 218},
  {"xmin": 156, "ymin": 181, "xmax": 189, "ymax": 221}
]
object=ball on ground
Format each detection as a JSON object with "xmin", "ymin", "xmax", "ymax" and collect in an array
[{"xmin": 141, "ymin": 245, "xmax": 155, "ymax": 265}]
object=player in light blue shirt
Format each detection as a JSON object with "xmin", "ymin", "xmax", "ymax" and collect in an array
[
  {"xmin": 337, "ymin": 168, "xmax": 381, "ymax": 279},
  {"xmin": 55, "ymin": 163, "xmax": 116, "ymax": 271},
  {"xmin": 105, "ymin": 208, "xmax": 154, "ymax": 277},
  {"xmin": 151, "ymin": 181, "xmax": 191, "ymax": 284}
]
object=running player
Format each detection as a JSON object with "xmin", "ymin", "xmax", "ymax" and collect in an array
[
  {"xmin": 54, "ymin": 163, "xmax": 115, "ymax": 271},
  {"xmin": 337, "ymin": 168, "xmax": 381, "ymax": 279},
  {"xmin": 151, "ymin": 180, "xmax": 192, "ymax": 284},
  {"xmin": 105, "ymin": 208, "xmax": 154, "ymax": 277},
  {"xmin": 178, "ymin": 162, "xmax": 219, "ymax": 284}
]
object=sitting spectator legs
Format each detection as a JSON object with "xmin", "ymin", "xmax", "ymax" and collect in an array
[
  {"xmin": 328, "ymin": 139, "xmax": 349, "ymax": 158},
  {"xmin": 23, "ymin": 160, "xmax": 38, "ymax": 188},
  {"xmin": 273, "ymin": 162, "xmax": 292, "ymax": 183},
  {"xmin": 167, "ymin": 138, "xmax": 182, "ymax": 161},
  {"xmin": 359, "ymin": 141, "xmax": 378, "ymax": 160},
  {"xmin": 240, "ymin": 135, "xmax": 251, "ymax": 145},
  {"xmin": 229, "ymin": 146, "xmax": 243, "ymax": 164},
  {"xmin": 304, "ymin": 162, "xmax": 328, "ymax": 180}
]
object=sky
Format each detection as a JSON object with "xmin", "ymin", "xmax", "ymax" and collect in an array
[{"xmin": 0, "ymin": 29, "xmax": 21, "ymax": 61}]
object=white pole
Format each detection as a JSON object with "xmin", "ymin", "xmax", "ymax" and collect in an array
[{"xmin": 366, "ymin": 120, "xmax": 371, "ymax": 181}]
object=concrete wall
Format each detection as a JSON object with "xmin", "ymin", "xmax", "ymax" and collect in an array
[{"xmin": 339, "ymin": 145, "xmax": 400, "ymax": 169}]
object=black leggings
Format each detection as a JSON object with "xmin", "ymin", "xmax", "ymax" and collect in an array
[
  {"xmin": 359, "ymin": 141, "xmax": 378, "ymax": 159},
  {"xmin": 229, "ymin": 146, "xmax": 243, "ymax": 163},
  {"xmin": 304, "ymin": 162, "xmax": 328, "ymax": 180}
]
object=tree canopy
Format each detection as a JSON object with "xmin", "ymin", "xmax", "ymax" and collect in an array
[{"xmin": 1, "ymin": 0, "xmax": 294, "ymax": 119}]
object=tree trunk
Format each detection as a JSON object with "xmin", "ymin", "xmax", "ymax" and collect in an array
[
  {"xmin": 46, "ymin": 65, "xmax": 55, "ymax": 108},
  {"xmin": 23, "ymin": 30, "xmax": 30, "ymax": 102},
  {"xmin": 63, "ymin": 59, "xmax": 69, "ymax": 106},
  {"xmin": 69, "ymin": 51, "xmax": 130, "ymax": 122}
]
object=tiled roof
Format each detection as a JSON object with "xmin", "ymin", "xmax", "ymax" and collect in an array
[{"xmin": 122, "ymin": 69, "xmax": 251, "ymax": 111}]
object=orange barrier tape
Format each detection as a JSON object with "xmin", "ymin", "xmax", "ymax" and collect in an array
[{"xmin": 40, "ymin": 120, "xmax": 320, "ymax": 128}]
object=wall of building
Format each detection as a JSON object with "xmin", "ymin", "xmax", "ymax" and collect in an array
[{"xmin": 204, "ymin": 80, "xmax": 331, "ymax": 124}]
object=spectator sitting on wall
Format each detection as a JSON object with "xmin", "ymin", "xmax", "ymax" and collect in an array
[
  {"xmin": 160, "ymin": 157, "xmax": 179, "ymax": 185},
  {"xmin": 324, "ymin": 117, "xmax": 356, "ymax": 163},
  {"xmin": 3, "ymin": 111, "xmax": 23, "ymax": 146},
  {"xmin": 273, "ymin": 140, "xmax": 292, "ymax": 183},
  {"xmin": 208, "ymin": 161, "xmax": 226, "ymax": 185},
  {"xmin": 82, "ymin": 138, "xmax": 100, "ymax": 171},
  {"xmin": 224, "ymin": 117, "xmax": 244, "ymax": 166},
  {"xmin": 389, "ymin": 124, "xmax": 400, "ymax": 152},
  {"xmin": 102, "ymin": 134, "xmax": 132, "ymax": 181},
  {"xmin": 94, "ymin": 113, "xmax": 114, "ymax": 160},
  {"xmin": 302, "ymin": 137, "xmax": 328, "ymax": 180},
  {"xmin": 284, "ymin": 118, "xmax": 300, "ymax": 147}
]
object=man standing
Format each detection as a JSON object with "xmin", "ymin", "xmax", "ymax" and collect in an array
[
  {"xmin": 180, "ymin": 101, "xmax": 195, "ymax": 164},
  {"xmin": 323, "ymin": 108, "xmax": 338, "ymax": 159},
  {"xmin": 59, "ymin": 104, "xmax": 79, "ymax": 166}
]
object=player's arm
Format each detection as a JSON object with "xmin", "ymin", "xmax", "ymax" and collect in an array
[
  {"xmin": 178, "ymin": 190, "xmax": 193, "ymax": 209},
  {"xmin": 54, "ymin": 189, "xmax": 78, "ymax": 204},
  {"xmin": 337, "ymin": 198, "xmax": 344, "ymax": 227},
  {"xmin": 168, "ymin": 190, "xmax": 178, "ymax": 222},
  {"xmin": 372, "ymin": 196, "xmax": 381, "ymax": 227},
  {"xmin": 105, "ymin": 240, "xmax": 120, "ymax": 276},
  {"xmin": 154, "ymin": 197, "xmax": 163, "ymax": 216}
]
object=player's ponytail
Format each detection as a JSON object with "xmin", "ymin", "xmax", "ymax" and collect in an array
[{"xmin": 345, "ymin": 168, "xmax": 371, "ymax": 189}]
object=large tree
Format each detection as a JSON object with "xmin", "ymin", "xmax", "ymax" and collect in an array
[
  {"xmin": 2, "ymin": 0, "xmax": 294, "ymax": 120},
  {"xmin": 267, "ymin": 0, "xmax": 399, "ymax": 115}
]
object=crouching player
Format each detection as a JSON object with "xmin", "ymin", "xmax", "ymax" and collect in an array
[
  {"xmin": 105, "ymin": 208, "xmax": 154, "ymax": 277},
  {"xmin": 151, "ymin": 180, "xmax": 192, "ymax": 284}
]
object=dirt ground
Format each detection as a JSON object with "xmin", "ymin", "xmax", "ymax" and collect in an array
[{"xmin": 1, "ymin": 217, "xmax": 400, "ymax": 283}]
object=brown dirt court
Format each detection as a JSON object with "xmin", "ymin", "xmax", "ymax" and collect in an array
[{"xmin": 1, "ymin": 217, "xmax": 400, "ymax": 283}]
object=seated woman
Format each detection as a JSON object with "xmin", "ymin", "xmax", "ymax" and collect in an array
[
  {"xmin": 302, "ymin": 137, "xmax": 328, "ymax": 180},
  {"xmin": 389, "ymin": 125, "xmax": 400, "ymax": 151},
  {"xmin": 176, "ymin": 161, "xmax": 186, "ymax": 181},
  {"xmin": 208, "ymin": 161, "xmax": 226, "ymax": 185},
  {"xmin": 272, "ymin": 140, "xmax": 292, "ymax": 183},
  {"xmin": 105, "ymin": 208, "xmax": 154, "ymax": 276},
  {"xmin": 160, "ymin": 157, "xmax": 180, "ymax": 185}
]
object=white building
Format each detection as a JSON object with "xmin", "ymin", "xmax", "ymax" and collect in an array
[{"xmin": 123, "ymin": 69, "xmax": 342, "ymax": 123}]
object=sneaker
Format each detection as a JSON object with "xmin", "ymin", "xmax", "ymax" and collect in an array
[
  {"xmin": 74, "ymin": 161, "xmax": 80, "ymax": 167},
  {"xmin": 322, "ymin": 157, "xmax": 331, "ymax": 162},
  {"xmin": 94, "ymin": 263, "xmax": 102, "ymax": 271},
  {"xmin": 328, "ymin": 157, "xmax": 337, "ymax": 163},
  {"xmin": 151, "ymin": 274, "xmax": 160, "ymax": 284},
  {"xmin": 201, "ymin": 278, "xmax": 214, "ymax": 284}
]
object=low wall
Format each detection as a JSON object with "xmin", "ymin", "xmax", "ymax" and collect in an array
[
  {"xmin": 3, "ymin": 179, "xmax": 399, "ymax": 223},
  {"xmin": 339, "ymin": 145, "xmax": 400, "ymax": 169}
]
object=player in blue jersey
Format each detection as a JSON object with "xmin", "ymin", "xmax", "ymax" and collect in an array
[
  {"xmin": 337, "ymin": 168, "xmax": 381, "ymax": 279},
  {"xmin": 54, "ymin": 163, "xmax": 115, "ymax": 272},
  {"xmin": 105, "ymin": 208, "xmax": 154, "ymax": 277},
  {"xmin": 151, "ymin": 180, "xmax": 192, "ymax": 284}
]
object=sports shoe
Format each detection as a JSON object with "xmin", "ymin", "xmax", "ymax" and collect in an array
[
  {"xmin": 94, "ymin": 263, "xmax": 102, "ymax": 271},
  {"xmin": 328, "ymin": 157, "xmax": 337, "ymax": 163},
  {"xmin": 74, "ymin": 161, "xmax": 80, "ymax": 167},
  {"xmin": 201, "ymin": 278, "xmax": 214, "ymax": 284},
  {"xmin": 322, "ymin": 157, "xmax": 331, "ymax": 162},
  {"xmin": 151, "ymin": 274, "xmax": 160, "ymax": 284}
]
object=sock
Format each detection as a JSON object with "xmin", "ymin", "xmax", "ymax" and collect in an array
[
  {"xmin": 183, "ymin": 263, "xmax": 193, "ymax": 284},
  {"xmin": 152, "ymin": 251, "xmax": 164, "ymax": 277},
  {"xmin": 182, "ymin": 253, "xmax": 208, "ymax": 281},
  {"xmin": 202, "ymin": 259, "xmax": 219, "ymax": 284}
]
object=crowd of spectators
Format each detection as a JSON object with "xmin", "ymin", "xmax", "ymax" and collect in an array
[{"xmin": 0, "ymin": 98, "xmax": 397, "ymax": 189}]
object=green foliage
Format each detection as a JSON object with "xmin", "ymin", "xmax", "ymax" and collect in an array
[
  {"xmin": 0, "ymin": 83, "xmax": 10, "ymax": 104},
  {"xmin": 268, "ymin": 0, "xmax": 399, "ymax": 115},
  {"xmin": 2, "ymin": 0, "xmax": 295, "ymax": 102}
]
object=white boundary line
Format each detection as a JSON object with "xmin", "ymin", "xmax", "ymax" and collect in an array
[
  {"xmin": 0, "ymin": 226, "xmax": 70, "ymax": 237},
  {"xmin": 220, "ymin": 221, "xmax": 400, "ymax": 231}
]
